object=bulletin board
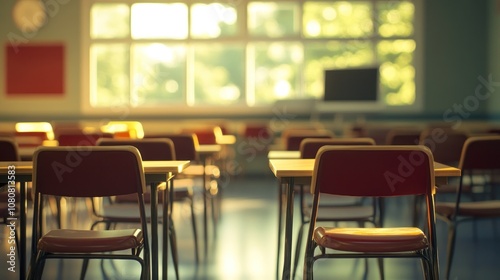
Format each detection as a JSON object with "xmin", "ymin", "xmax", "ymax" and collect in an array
[{"xmin": 5, "ymin": 43, "xmax": 65, "ymax": 95}]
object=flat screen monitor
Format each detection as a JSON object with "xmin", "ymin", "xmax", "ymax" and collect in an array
[{"xmin": 316, "ymin": 67, "xmax": 383, "ymax": 113}]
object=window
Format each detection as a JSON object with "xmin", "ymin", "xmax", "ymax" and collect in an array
[{"xmin": 82, "ymin": 0, "xmax": 420, "ymax": 115}]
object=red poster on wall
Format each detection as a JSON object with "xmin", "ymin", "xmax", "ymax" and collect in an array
[{"xmin": 5, "ymin": 43, "xmax": 65, "ymax": 95}]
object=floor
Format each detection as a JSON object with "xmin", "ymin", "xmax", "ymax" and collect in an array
[{"xmin": 1, "ymin": 167, "xmax": 500, "ymax": 280}]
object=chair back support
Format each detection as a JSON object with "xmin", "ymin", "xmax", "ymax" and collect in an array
[
  {"xmin": 33, "ymin": 146, "xmax": 146, "ymax": 197},
  {"xmin": 30, "ymin": 146, "xmax": 150, "ymax": 280},
  {"xmin": 305, "ymin": 145, "xmax": 439, "ymax": 280},
  {"xmin": 385, "ymin": 129, "xmax": 421, "ymax": 145},
  {"xmin": 459, "ymin": 136, "xmax": 500, "ymax": 170},
  {"xmin": 434, "ymin": 137, "xmax": 500, "ymax": 280},
  {"xmin": 58, "ymin": 132, "xmax": 113, "ymax": 146},
  {"xmin": 181, "ymin": 127, "xmax": 219, "ymax": 145},
  {"xmin": 311, "ymin": 146, "xmax": 435, "ymax": 197},
  {"xmin": 96, "ymin": 138, "xmax": 175, "ymax": 161},
  {"xmin": 300, "ymin": 137, "xmax": 375, "ymax": 159},
  {"xmin": 285, "ymin": 133, "xmax": 333, "ymax": 151},
  {"xmin": 147, "ymin": 133, "xmax": 199, "ymax": 161},
  {"xmin": 244, "ymin": 124, "xmax": 272, "ymax": 140},
  {"xmin": 420, "ymin": 129, "xmax": 468, "ymax": 165},
  {"xmin": 0, "ymin": 137, "xmax": 20, "ymax": 161}
]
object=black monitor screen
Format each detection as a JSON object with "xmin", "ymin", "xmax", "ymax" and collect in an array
[{"xmin": 323, "ymin": 67, "xmax": 379, "ymax": 101}]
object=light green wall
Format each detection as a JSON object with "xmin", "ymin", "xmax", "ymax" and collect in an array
[{"xmin": 0, "ymin": 0, "xmax": 493, "ymax": 121}]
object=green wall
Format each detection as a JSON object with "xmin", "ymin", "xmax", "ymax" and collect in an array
[
  {"xmin": 422, "ymin": 0, "xmax": 489, "ymax": 121},
  {"xmin": 0, "ymin": 0, "xmax": 494, "ymax": 122}
]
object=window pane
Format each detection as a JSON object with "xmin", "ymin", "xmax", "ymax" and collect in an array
[
  {"xmin": 131, "ymin": 3, "xmax": 188, "ymax": 39},
  {"xmin": 87, "ymin": 0, "xmax": 418, "ymax": 110},
  {"xmin": 303, "ymin": 1, "xmax": 373, "ymax": 38},
  {"xmin": 132, "ymin": 44, "xmax": 186, "ymax": 106},
  {"xmin": 377, "ymin": 1, "xmax": 414, "ymax": 37},
  {"xmin": 251, "ymin": 42, "xmax": 302, "ymax": 105},
  {"xmin": 191, "ymin": 3, "xmax": 238, "ymax": 38},
  {"xmin": 90, "ymin": 44, "xmax": 130, "ymax": 107},
  {"xmin": 378, "ymin": 39, "xmax": 416, "ymax": 105},
  {"xmin": 193, "ymin": 44, "xmax": 245, "ymax": 105},
  {"xmin": 304, "ymin": 40, "xmax": 376, "ymax": 98},
  {"xmin": 248, "ymin": 2, "xmax": 299, "ymax": 37},
  {"xmin": 90, "ymin": 3, "xmax": 129, "ymax": 39}
]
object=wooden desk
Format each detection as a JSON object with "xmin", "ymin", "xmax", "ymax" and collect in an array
[
  {"xmin": 268, "ymin": 158, "xmax": 461, "ymax": 280},
  {"xmin": 267, "ymin": 150, "xmax": 300, "ymax": 159},
  {"xmin": 0, "ymin": 160, "xmax": 189, "ymax": 280},
  {"xmin": 216, "ymin": 134, "xmax": 236, "ymax": 145}
]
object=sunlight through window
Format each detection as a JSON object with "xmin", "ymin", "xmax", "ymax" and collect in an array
[
  {"xmin": 86, "ymin": 0, "xmax": 418, "ymax": 110},
  {"xmin": 91, "ymin": 3, "xmax": 129, "ymax": 38},
  {"xmin": 191, "ymin": 3, "xmax": 238, "ymax": 38},
  {"xmin": 131, "ymin": 3, "xmax": 188, "ymax": 39}
]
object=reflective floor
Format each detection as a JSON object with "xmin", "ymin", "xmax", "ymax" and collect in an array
[{"xmin": 1, "ymin": 172, "xmax": 500, "ymax": 280}]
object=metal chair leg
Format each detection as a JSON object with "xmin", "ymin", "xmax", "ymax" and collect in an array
[
  {"xmin": 445, "ymin": 221, "xmax": 458, "ymax": 280},
  {"xmin": 190, "ymin": 198, "xmax": 200, "ymax": 263},
  {"xmin": 169, "ymin": 216, "xmax": 180, "ymax": 280}
]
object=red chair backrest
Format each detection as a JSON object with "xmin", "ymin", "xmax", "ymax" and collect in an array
[
  {"xmin": 459, "ymin": 136, "xmax": 500, "ymax": 170},
  {"xmin": 312, "ymin": 146, "xmax": 434, "ymax": 197},
  {"xmin": 58, "ymin": 132, "xmax": 113, "ymax": 146},
  {"xmin": 420, "ymin": 129, "xmax": 468, "ymax": 165},
  {"xmin": 146, "ymin": 133, "xmax": 198, "ymax": 161},
  {"xmin": 300, "ymin": 137, "xmax": 375, "ymax": 159},
  {"xmin": 244, "ymin": 125, "xmax": 272, "ymax": 140},
  {"xmin": 33, "ymin": 146, "xmax": 146, "ymax": 197},
  {"xmin": 189, "ymin": 129, "xmax": 217, "ymax": 145},
  {"xmin": 96, "ymin": 138, "xmax": 175, "ymax": 161},
  {"xmin": 386, "ymin": 130, "xmax": 421, "ymax": 145},
  {"xmin": 285, "ymin": 133, "xmax": 333, "ymax": 151},
  {"xmin": 0, "ymin": 137, "xmax": 20, "ymax": 161}
]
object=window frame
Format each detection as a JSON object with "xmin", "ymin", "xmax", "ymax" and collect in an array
[{"xmin": 80, "ymin": 0, "xmax": 424, "ymax": 117}]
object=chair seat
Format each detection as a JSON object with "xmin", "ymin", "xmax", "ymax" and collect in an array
[
  {"xmin": 436, "ymin": 200, "xmax": 500, "ymax": 217},
  {"xmin": 313, "ymin": 227, "xmax": 428, "ymax": 252},
  {"xmin": 38, "ymin": 229, "xmax": 143, "ymax": 253}
]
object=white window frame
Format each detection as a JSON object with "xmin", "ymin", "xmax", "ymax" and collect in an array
[{"xmin": 80, "ymin": 0, "xmax": 424, "ymax": 117}]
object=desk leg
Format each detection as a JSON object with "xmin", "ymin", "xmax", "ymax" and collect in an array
[
  {"xmin": 20, "ymin": 182, "xmax": 27, "ymax": 280},
  {"xmin": 162, "ymin": 177, "xmax": 171, "ymax": 279},
  {"xmin": 151, "ymin": 183, "xmax": 158, "ymax": 280},
  {"xmin": 276, "ymin": 179, "xmax": 284, "ymax": 280},
  {"xmin": 203, "ymin": 159, "xmax": 208, "ymax": 258},
  {"xmin": 282, "ymin": 177, "xmax": 294, "ymax": 280}
]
